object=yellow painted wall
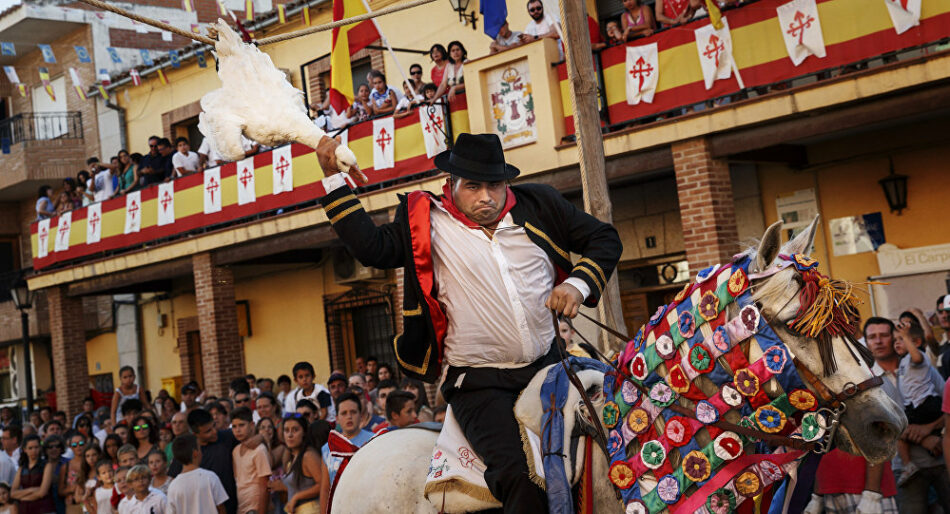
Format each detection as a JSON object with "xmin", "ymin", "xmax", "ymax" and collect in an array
[
  {"xmin": 139, "ymin": 294, "xmax": 196, "ymax": 397},
  {"xmin": 757, "ymin": 120, "xmax": 950, "ymax": 322},
  {"xmin": 85, "ymin": 332, "xmax": 119, "ymax": 386}
]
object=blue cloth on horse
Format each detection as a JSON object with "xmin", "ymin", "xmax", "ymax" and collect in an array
[{"xmin": 541, "ymin": 356, "xmax": 611, "ymax": 514}]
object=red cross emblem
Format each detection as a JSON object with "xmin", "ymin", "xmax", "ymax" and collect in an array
[
  {"xmin": 424, "ymin": 114, "xmax": 444, "ymax": 135},
  {"xmin": 375, "ymin": 127, "xmax": 392, "ymax": 154},
  {"xmin": 206, "ymin": 176, "xmax": 219, "ymax": 204},
  {"xmin": 88, "ymin": 210, "xmax": 100, "ymax": 234},
  {"xmin": 58, "ymin": 220, "xmax": 70, "ymax": 246},
  {"xmin": 786, "ymin": 10, "xmax": 815, "ymax": 46},
  {"xmin": 275, "ymin": 156, "xmax": 290, "ymax": 181},
  {"xmin": 629, "ymin": 56, "xmax": 654, "ymax": 91},
  {"xmin": 160, "ymin": 190, "xmax": 173, "ymax": 212},
  {"xmin": 38, "ymin": 226, "xmax": 48, "ymax": 249},
  {"xmin": 127, "ymin": 199, "xmax": 139, "ymax": 220},
  {"xmin": 239, "ymin": 166, "xmax": 253, "ymax": 189},
  {"xmin": 703, "ymin": 34, "xmax": 725, "ymax": 68}
]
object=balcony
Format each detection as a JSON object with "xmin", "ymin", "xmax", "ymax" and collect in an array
[
  {"xmin": 0, "ymin": 112, "xmax": 85, "ymax": 200},
  {"xmin": 29, "ymin": 101, "xmax": 468, "ymax": 272}
]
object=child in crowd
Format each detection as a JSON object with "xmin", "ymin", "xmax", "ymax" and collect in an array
[
  {"xmin": 230, "ymin": 407, "xmax": 272, "ymax": 514},
  {"xmin": 284, "ymin": 362, "xmax": 333, "ymax": 422},
  {"xmin": 111, "ymin": 366, "xmax": 142, "ymax": 425},
  {"xmin": 166, "ymin": 434, "xmax": 229, "ymax": 514},
  {"xmin": 377, "ymin": 391, "xmax": 418, "ymax": 433},
  {"xmin": 113, "ymin": 465, "xmax": 132, "ymax": 510},
  {"xmin": 92, "ymin": 460, "xmax": 115, "ymax": 514},
  {"xmin": 125, "ymin": 464, "xmax": 167, "ymax": 514},
  {"xmin": 605, "ymin": 19, "xmax": 623, "ymax": 46},
  {"xmin": 394, "ymin": 81, "xmax": 425, "ymax": 118},
  {"xmin": 172, "ymin": 137, "xmax": 200, "ymax": 178},
  {"xmin": 894, "ymin": 320, "xmax": 945, "ymax": 485},
  {"xmin": 147, "ymin": 449, "xmax": 172, "ymax": 495},
  {"xmin": 117, "ymin": 445, "xmax": 138, "ymax": 468},
  {"xmin": 374, "ymin": 379, "xmax": 398, "ymax": 417},
  {"xmin": 0, "ymin": 483, "xmax": 14, "ymax": 514},
  {"xmin": 422, "ymin": 83, "xmax": 439, "ymax": 103}
]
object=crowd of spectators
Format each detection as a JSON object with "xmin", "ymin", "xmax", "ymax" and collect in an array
[{"xmin": 0, "ymin": 354, "xmax": 444, "ymax": 513}]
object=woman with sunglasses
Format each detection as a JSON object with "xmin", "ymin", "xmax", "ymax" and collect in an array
[
  {"xmin": 129, "ymin": 415, "xmax": 158, "ymax": 463},
  {"xmin": 58, "ymin": 434, "xmax": 88, "ymax": 510},
  {"xmin": 268, "ymin": 415, "xmax": 322, "ymax": 514},
  {"xmin": 11, "ymin": 434, "xmax": 56, "ymax": 514},
  {"xmin": 73, "ymin": 416, "xmax": 93, "ymax": 439}
]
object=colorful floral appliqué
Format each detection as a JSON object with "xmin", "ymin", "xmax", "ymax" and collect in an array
[
  {"xmin": 656, "ymin": 474, "xmax": 680, "ymax": 504},
  {"xmin": 789, "ymin": 389, "xmax": 818, "ymax": 411},
  {"xmin": 626, "ymin": 407, "xmax": 651, "ymax": 435},
  {"xmin": 620, "ymin": 380, "xmax": 641, "ymax": 406},
  {"xmin": 734, "ymin": 469, "xmax": 762, "ymax": 497},
  {"xmin": 640, "ymin": 440, "xmax": 666, "ymax": 469},
  {"xmin": 689, "ymin": 343, "xmax": 715, "ymax": 374},
  {"xmin": 733, "ymin": 368, "xmax": 760, "ymax": 397},
  {"xmin": 665, "ymin": 416, "xmax": 692, "ymax": 447},
  {"xmin": 630, "ymin": 353, "xmax": 648, "ymax": 381},
  {"xmin": 698, "ymin": 290, "xmax": 721, "ymax": 321},
  {"xmin": 696, "ymin": 400, "xmax": 720, "ymax": 424},
  {"xmin": 603, "ymin": 401, "xmax": 620, "ymax": 428},
  {"xmin": 713, "ymin": 325, "xmax": 731, "ymax": 353},
  {"xmin": 655, "ymin": 334, "xmax": 677, "ymax": 360},
  {"xmin": 668, "ymin": 365, "xmax": 690, "ymax": 394},
  {"xmin": 609, "ymin": 461, "xmax": 636, "ymax": 489},
  {"xmin": 649, "ymin": 382, "xmax": 675, "ymax": 407},
  {"xmin": 713, "ymin": 431, "xmax": 743, "ymax": 461},
  {"xmin": 678, "ymin": 311, "xmax": 696, "ymax": 339},
  {"xmin": 706, "ymin": 488, "xmax": 737, "ymax": 514},
  {"xmin": 625, "ymin": 499, "xmax": 647, "ymax": 514},
  {"xmin": 683, "ymin": 450, "xmax": 711, "ymax": 482},
  {"xmin": 763, "ymin": 345, "xmax": 789, "ymax": 374},
  {"xmin": 728, "ymin": 268, "xmax": 749, "ymax": 296},
  {"xmin": 740, "ymin": 305, "xmax": 760, "ymax": 332},
  {"xmin": 754, "ymin": 405, "xmax": 787, "ymax": 433},
  {"xmin": 649, "ymin": 305, "xmax": 667, "ymax": 327},
  {"xmin": 721, "ymin": 383, "xmax": 743, "ymax": 407}
]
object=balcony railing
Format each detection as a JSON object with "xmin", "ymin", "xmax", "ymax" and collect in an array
[
  {"xmin": 29, "ymin": 99, "xmax": 468, "ymax": 271},
  {"xmin": 0, "ymin": 112, "xmax": 83, "ymax": 145},
  {"xmin": 557, "ymin": 0, "xmax": 950, "ymax": 135}
]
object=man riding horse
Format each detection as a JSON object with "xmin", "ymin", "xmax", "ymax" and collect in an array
[{"xmin": 317, "ymin": 132, "xmax": 622, "ymax": 511}]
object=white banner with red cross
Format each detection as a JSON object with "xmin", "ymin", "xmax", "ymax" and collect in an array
[
  {"xmin": 86, "ymin": 203, "xmax": 102, "ymax": 244},
  {"xmin": 419, "ymin": 108, "xmax": 448, "ymax": 158},
  {"xmin": 204, "ymin": 167, "xmax": 222, "ymax": 214},
  {"xmin": 625, "ymin": 43, "xmax": 659, "ymax": 105},
  {"xmin": 272, "ymin": 145, "xmax": 294, "ymax": 194},
  {"xmin": 54, "ymin": 211, "xmax": 71, "ymax": 252},
  {"xmin": 776, "ymin": 0, "xmax": 826, "ymax": 66},
  {"xmin": 124, "ymin": 191, "xmax": 142, "ymax": 234},
  {"xmin": 157, "ymin": 182, "xmax": 175, "ymax": 226},
  {"xmin": 695, "ymin": 18, "xmax": 735, "ymax": 90},
  {"xmin": 36, "ymin": 219, "xmax": 50, "ymax": 259},
  {"xmin": 372, "ymin": 117, "xmax": 395, "ymax": 170},
  {"xmin": 884, "ymin": 0, "xmax": 920, "ymax": 34},
  {"xmin": 237, "ymin": 157, "xmax": 256, "ymax": 205}
]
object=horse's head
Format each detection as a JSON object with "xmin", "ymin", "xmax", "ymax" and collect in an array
[{"xmin": 747, "ymin": 216, "xmax": 906, "ymax": 464}]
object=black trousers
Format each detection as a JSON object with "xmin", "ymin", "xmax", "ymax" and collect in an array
[{"xmin": 441, "ymin": 344, "xmax": 561, "ymax": 514}]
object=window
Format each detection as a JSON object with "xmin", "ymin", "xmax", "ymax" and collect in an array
[
  {"xmin": 31, "ymin": 76, "xmax": 68, "ymax": 139},
  {"xmin": 324, "ymin": 289, "xmax": 395, "ymax": 374}
]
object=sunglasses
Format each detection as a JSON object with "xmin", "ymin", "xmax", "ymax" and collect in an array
[
  {"xmin": 132, "ymin": 424, "xmax": 149, "ymax": 432},
  {"xmin": 70, "ymin": 441, "xmax": 86, "ymax": 448},
  {"xmin": 410, "ymin": 71, "xmax": 422, "ymax": 75},
  {"xmin": 235, "ymin": 398, "xmax": 250, "ymax": 404},
  {"xmin": 282, "ymin": 413, "xmax": 304, "ymax": 419},
  {"xmin": 529, "ymin": 7, "xmax": 542, "ymax": 12}
]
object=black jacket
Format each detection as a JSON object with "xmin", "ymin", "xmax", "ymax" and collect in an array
[{"xmin": 320, "ymin": 182, "xmax": 622, "ymax": 383}]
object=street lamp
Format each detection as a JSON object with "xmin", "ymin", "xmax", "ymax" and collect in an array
[
  {"xmin": 10, "ymin": 274, "xmax": 34, "ymax": 413},
  {"xmin": 448, "ymin": 0, "xmax": 477, "ymax": 30},
  {"xmin": 879, "ymin": 157, "xmax": 908, "ymax": 215}
]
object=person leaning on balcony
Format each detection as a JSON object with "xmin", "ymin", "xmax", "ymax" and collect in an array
[
  {"xmin": 431, "ymin": 41, "xmax": 467, "ymax": 103},
  {"xmin": 408, "ymin": 63, "xmax": 425, "ymax": 95},
  {"xmin": 87, "ymin": 156, "xmax": 118, "ymax": 203},
  {"xmin": 138, "ymin": 135, "xmax": 164, "ymax": 187},
  {"xmin": 520, "ymin": 0, "xmax": 561, "ymax": 45},
  {"xmin": 621, "ymin": 0, "xmax": 656, "ymax": 40},
  {"xmin": 62, "ymin": 178, "xmax": 82, "ymax": 210},
  {"xmin": 173, "ymin": 137, "xmax": 201, "ymax": 178},
  {"xmin": 198, "ymin": 136, "xmax": 224, "ymax": 171},
  {"xmin": 346, "ymin": 84, "xmax": 372, "ymax": 123},
  {"xmin": 76, "ymin": 170, "xmax": 94, "ymax": 206},
  {"xmin": 35, "ymin": 185, "xmax": 55, "ymax": 221},
  {"xmin": 428, "ymin": 44, "xmax": 449, "ymax": 88},
  {"xmin": 654, "ymin": 0, "xmax": 695, "ymax": 27},
  {"xmin": 489, "ymin": 21, "xmax": 523, "ymax": 54},
  {"xmin": 118, "ymin": 150, "xmax": 141, "ymax": 195},
  {"xmin": 368, "ymin": 70, "xmax": 399, "ymax": 116}
]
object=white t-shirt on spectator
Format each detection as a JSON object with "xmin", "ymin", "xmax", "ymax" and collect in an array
[
  {"xmin": 524, "ymin": 15, "xmax": 560, "ymax": 38},
  {"xmin": 396, "ymin": 93, "xmax": 424, "ymax": 112},
  {"xmin": 166, "ymin": 468, "xmax": 228, "ymax": 514},
  {"xmin": 93, "ymin": 169, "xmax": 115, "ymax": 202},
  {"xmin": 172, "ymin": 151, "xmax": 200, "ymax": 177},
  {"xmin": 123, "ymin": 488, "xmax": 168, "ymax": 514},
  {"xmin": 0, "ymin": 452, "xmax": 14, "ymax": 486},
  {"xmin": 197, "ymin": 138, "xmax": 223, "ymax": 168}
]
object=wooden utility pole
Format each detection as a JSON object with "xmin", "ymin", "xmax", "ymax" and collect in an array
[{"xmin": 558, "ymin": 0, "xmax": 627, "ymax": 352}]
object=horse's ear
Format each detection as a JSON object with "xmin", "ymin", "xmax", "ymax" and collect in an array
[
  {"xmin": 784, "ymin": 214, "xmax": 821, "ymax": 256},
  {"xmin": 755, "ymin": 220, "xmax": 784, "ymax": 273}
]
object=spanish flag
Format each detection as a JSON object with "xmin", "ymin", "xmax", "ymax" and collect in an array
[
  {"xmin": 328, "ymin": 0, "xmax": 381, "ymax": 113},
  {"xmin": 302, "ymin": 5, "xmax": 310, "ymax": 25},
  {"xmin": 277, "ymin": 4, "xmax": 286, "ymax": 24},
  {"xmin": 157, "ymin": 68, "xmax": 168, "ymax": 85}
]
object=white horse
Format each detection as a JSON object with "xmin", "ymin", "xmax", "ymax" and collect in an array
[{"xmin": 331, "ymin": 216, "xmax": 905, "ymax": 513}]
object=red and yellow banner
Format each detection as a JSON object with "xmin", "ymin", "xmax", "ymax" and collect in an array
[
  {"xmin": 31, "ymin": 98, "xmax": 470, "ymax": 271},
  {"xmin": 559, "ymin": 0, "xmax": 950, "ymax": 134},
  {"xmin": 328, "ymin": 0, "xmax": 381, "ymax": 113}
]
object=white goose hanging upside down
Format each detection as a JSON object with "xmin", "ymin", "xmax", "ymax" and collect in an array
[{"xmin": 198, "ymin": 20, "xmax": 368, "ymax": 184}]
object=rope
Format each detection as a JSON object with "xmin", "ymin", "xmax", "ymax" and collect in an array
[
  {"xmin": 74, "ymin": 0, "xmax": 217, "ymax": 46},
  {"xmin": 255, "ymin": 0, "xmax": 437, "ymax": 45}
]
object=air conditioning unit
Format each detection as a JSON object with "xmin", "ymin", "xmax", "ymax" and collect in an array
[{"xmin": 332, "ymin": 248, "xmax": 385, "ymax": 284}]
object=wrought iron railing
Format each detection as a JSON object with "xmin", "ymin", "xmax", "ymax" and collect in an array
[{"xmin": 0, "ymin": 112, "xmax": 83, "ymax": 145}]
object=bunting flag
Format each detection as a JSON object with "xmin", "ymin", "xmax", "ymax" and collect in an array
[
  {"xmin": 107, "ymin": 47, "xmax": 121, "ymax": 63},
  {"xmin": 36, "ymin": 219, "xmax": 50, "ymax": 259},
  {"xmin": 419, "ymin": 108, "xmax": 447, "ymax": 158},
  {"xmin": 776, "ymin": 0, "xmax": 826, "ymax": 66},
  {"xmin": 157, "ymin": 182, "xmax": 175, "ymax": 226},
  {"xmin": 272, "ymin": 145, "xmax": 294, "ymax": 194},
  {"xmin": 0, "ymin": 42, "xmax": 13, "ymax": 56},
  {"xmin": 191, "ymin": 23, "xmax": 201, "ymax": 34},
  {"xmin": 124, "ymin": 191, "xmax": 142, "ymax": 234},
  {"xmin": 68, "ymin": 68, "xmax": 87, "ymax": 101},
  {"xmin": 169, "ymin": 50, "xmax": 181, "ymax": 68},
  {"xmin": 38, "ymin": 67, "xmax": 55, "ymax": 101},
  {"xmin": 236, "ymin": 157, "xmax": 256, "ymax": 205},
  {"xmin": 328, "ymin": 0, "xmax": 381, "ymax": 112},
  {"xmin": 245, "ymin": 0, "xmax": 255, "ymax": 20},
  {"xmin": 372, "ymin": 117, "xmax": 395, "ymax": 170},
  {"xmin": 98, "ymin": 69, "xmax": 111, "ymax": 86},
  {"xmin": 181, "ymin": 0, "xmax": 194, "ymax": 12},
  {"xmin": 625, "ymin": 43, "xmax": 659, "ymax": 105},
  {"xmin": 302, "ymin": 5, "xmax": 311, "ymax": 26},
  {"xmin": 157, "ymin": 68, "xmax": 168, "ymax": 85},
  {"xmin": 86, "ymin": 203, "xmax": 102, "ymax": 244},
  {"xmin": 98, "ymin": 84, "xmax": 109, "ymax": 100},
  {"xmin": 196, "ymin": 49, "xmax": 208, "ymax": 68},
  {"xmin": 2, "ymin": 66, "xmax": 19, "ymax": 86},
  {"xmin": 16, "ymin": 84, "xmax": 26, "ymax": 98},
  {"xmin": 73, "ymin": 45, "xmax": 91, "ymax": 63},
  {"xmin": 130, "ymin": 69, "xmax": 141, "ymax": 86},
  {"xmin": 277, "ymin": 4, "xmax": 287, "ymax": 23},
  {"xmin": 694, "ymin": 18, "xmax": 734, "ymax": 90},
  {"xmin": 204, "ymin": 167, "xmax": 222, "ymax": 213},
  {"xmin": 54, "ymin": 212, "xmax": 72, "ymax": 253},
  {"xmin": 38, "ymin": 44, "xmax": 56, "ymax": 63},
  {"xmin": 884, "ymin": 0, "xmax": 921, "ymax": 34},
  {"xmin": 140, "ymin": 49, "xmax": 154, "ymax": 66}
]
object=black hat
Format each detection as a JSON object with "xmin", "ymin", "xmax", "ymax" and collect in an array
[{"xmin": 434, "ymin": 133, "xmax": 520, "ymax": 182}]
